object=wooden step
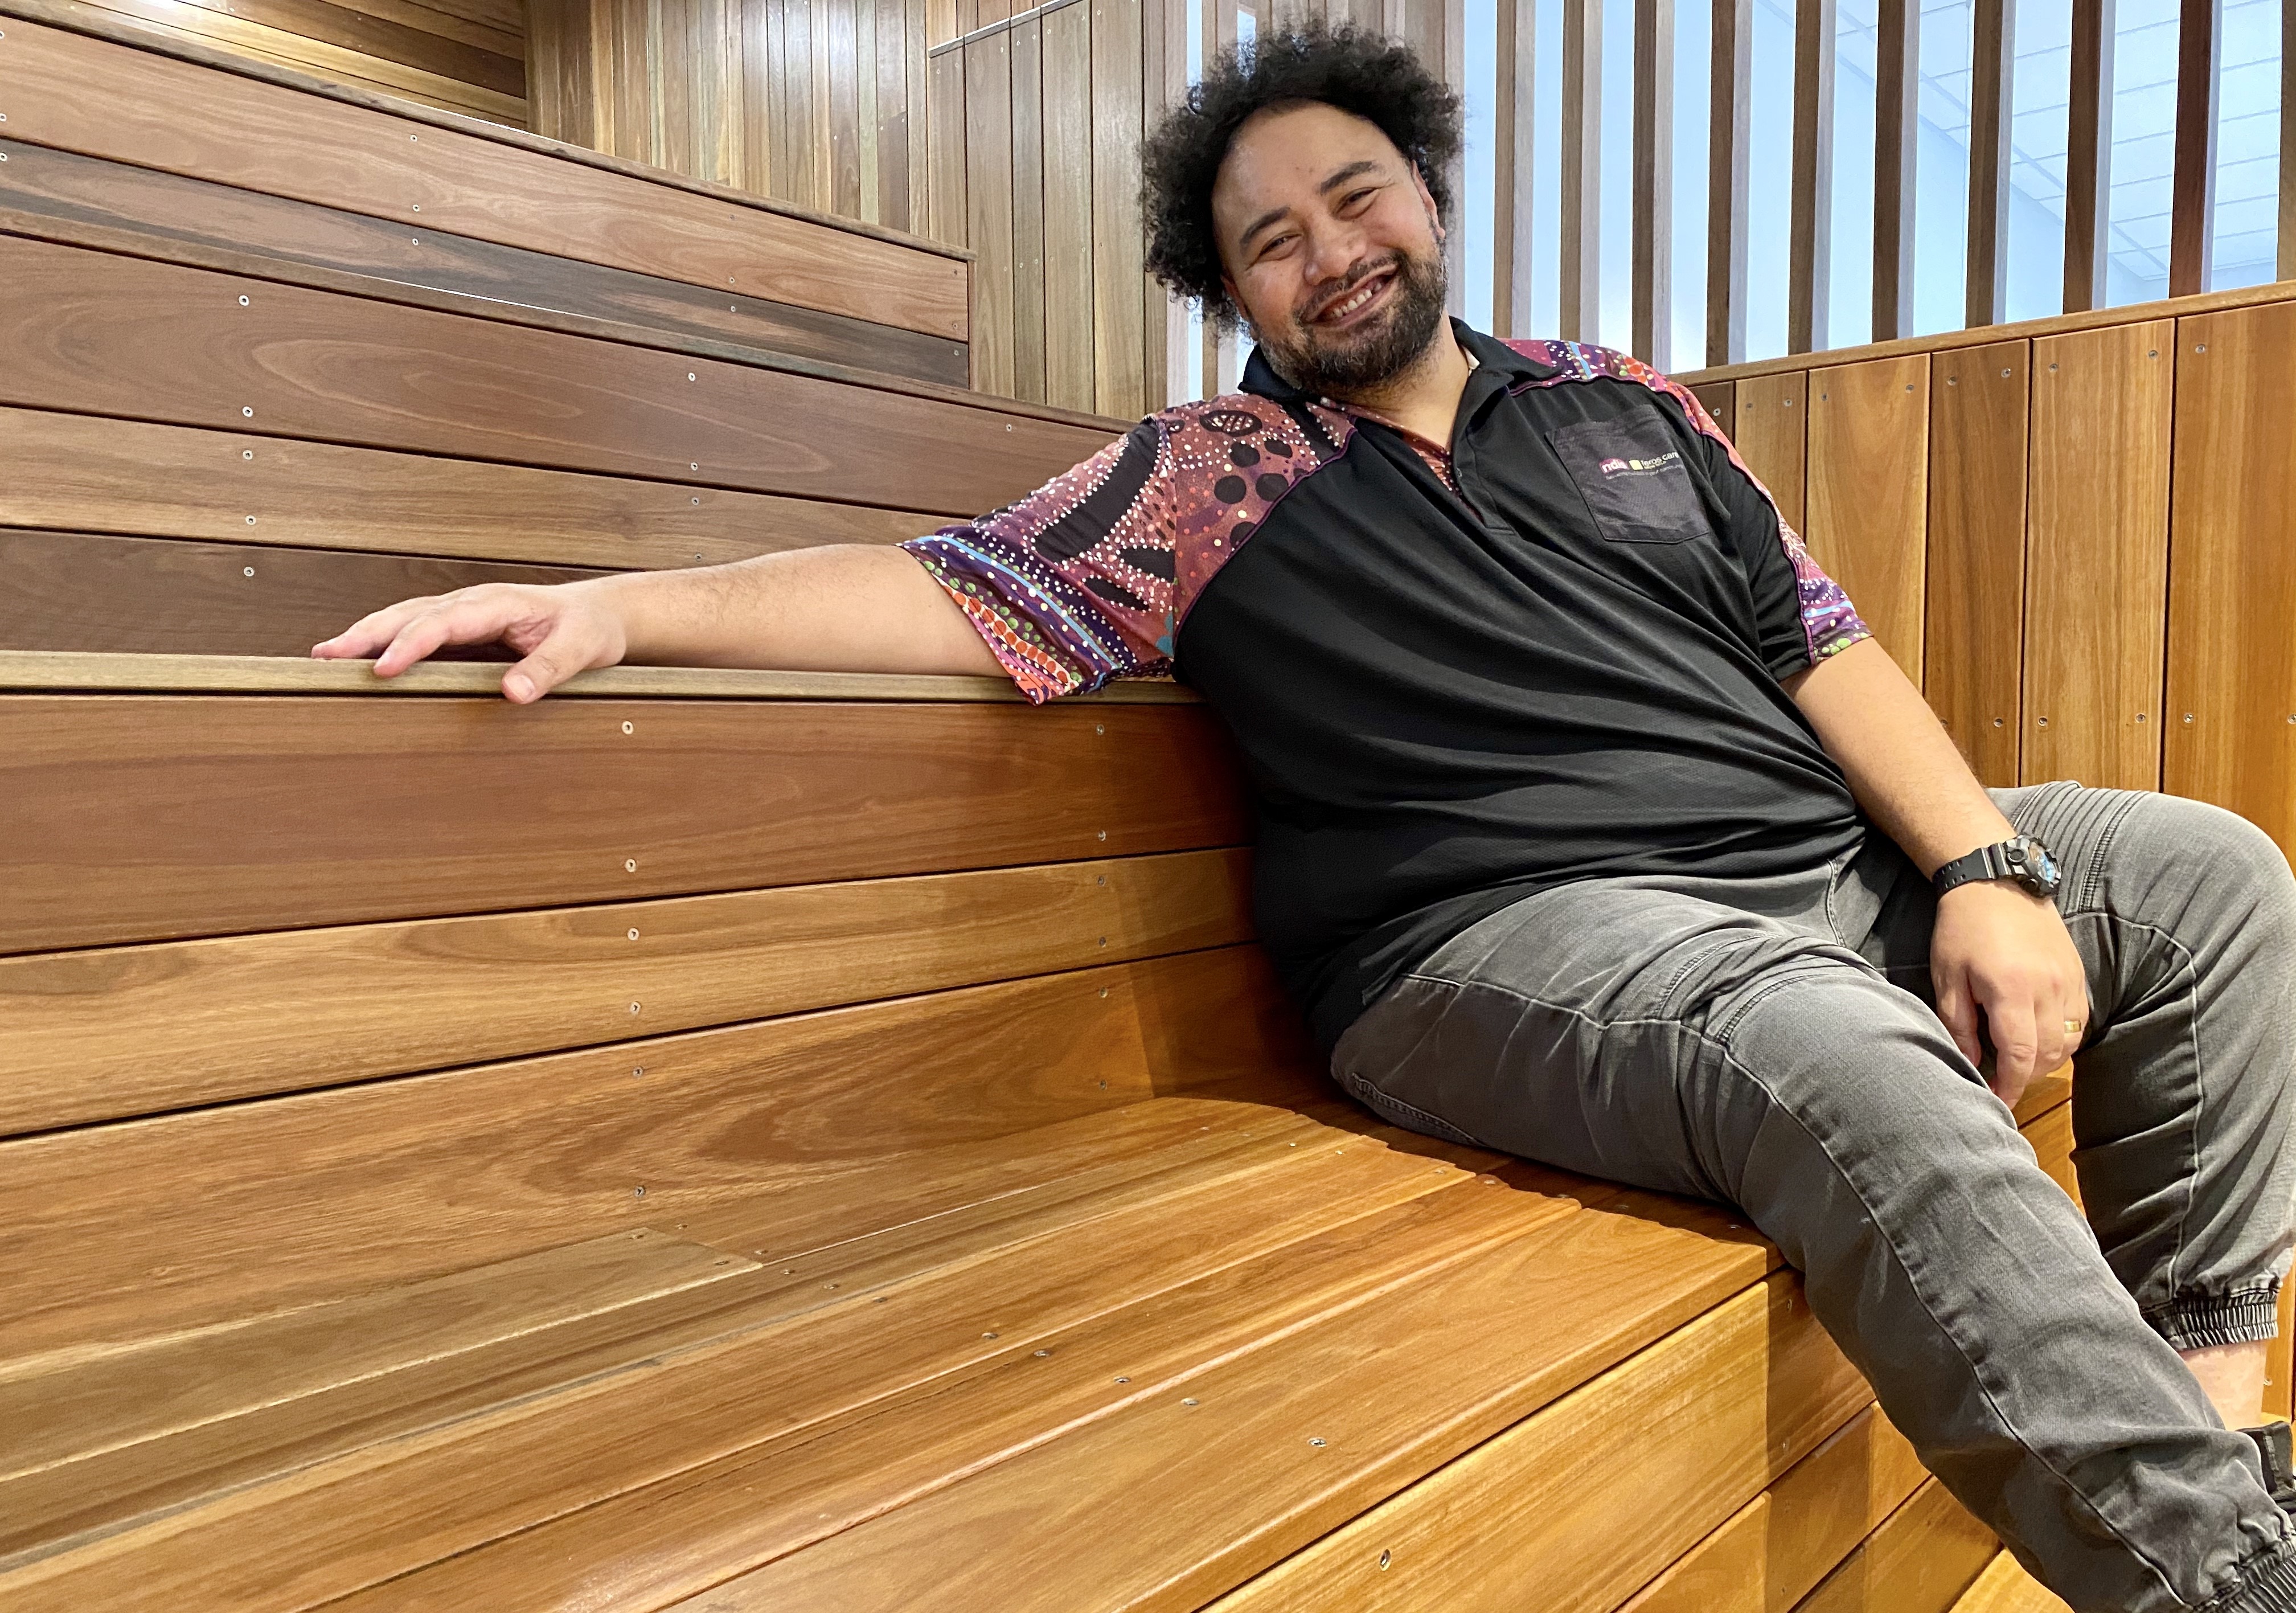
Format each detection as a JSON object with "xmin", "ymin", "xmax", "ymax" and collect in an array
[
  {"xmin": 1950, "ymin": 1553, "xmax": 2070, "ymax": 1613},
  {"xmin": 1790, "ymin": 1477, "xmax": 1997, "ymax": 1613}
]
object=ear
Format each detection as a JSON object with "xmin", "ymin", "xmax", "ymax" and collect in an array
[
  {"xmin": 1218, "ymin": 273, "xmax": 1255, "ymax": 338},
  {"xmin": 1408, "ymin": 162, "xmax": 1444, "ymax": 239}
]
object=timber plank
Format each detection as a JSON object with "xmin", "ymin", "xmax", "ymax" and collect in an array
[
  {"xmin": 0, "ymin": 236, "xmax": 1103, "ymax": 517},
  {"xmin": 1690, "ymin": 377, "xmax": 1737, "ymax": 436},
  {"xmin": 1805, "ymin": 355, "xmax": 1929, "ymax": 685},
  {"xmin": 0, "ymin": 1132, "xmax": 1483, "ymax": 1608},
  {"xmin": 1622, "ymin": 1405, "xmax": 1928, "ymax": 1613},
  {"xmin": 1923, "ymin": 341, "xmax": 2028, "ymax": 787},
  {"xmin": 1791, "ymin": 1478, "xmax": 1996, "ymax": 1613},
  {"xmin": 0, "ymin": 1229, "xmax": 756, "ymax": 1483},
  {"xmin": 295, "ymin": 1168, "xmax": 1584, "ymax": 1612},
  {"xmin": 2164, "ymin": 303, "xmax": 2296, "ymax": 848},
  {"xmin": 0, "ymin": 529, "xmax": 600, "ymax": 658},
  {"xmin": 1953, "ymin": 1553, "xmax": 2070, "ymax": 1613},
  {"xmin": 1203, "ymin": 1272, "xmax": 1867, "ymax": 1613},
  {"xmin": 0, "ymin": 694, "xmax": 1247, "ymax": 952},
  {"xmin": 70, "ymin": 0, "xmax": 526, "ymax": 103},
  {"xmin": 658, "ymin": 1197, "xmax": 1772, "ymax": 1611},
  {"xmin": 1732, "ymin": 370, "xmax": 1806, "ymax": 531},
  {"xmin": 0, "ymin": 950, "xmax": 1317, "ymax": 1356},
  {"xmin": 0, "ymin": 14, "xmax": 970, "ymax": 337},
  {"xmin": 2025, "ymin": 321, "xmax": 2173, "ymax": 792},
  {"xmin": 2022, "ymin": 1099, "xmax": 2080, "ymax": 1209},
  {"xmin": 0, "ymin": 138, "xmax": 970, "ymax": 384},
  {"xmin": 0, "ymin": 848, "xmax": 1253, "ymax": 1134},
  {"xmin": 0, "ymin": 408, "xmax": 942, "ymax": 572}
]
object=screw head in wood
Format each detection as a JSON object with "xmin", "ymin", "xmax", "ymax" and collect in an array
[
  {"xmin": 983, "ymin": 1331, "xmax": 998, "ymax": 1338},
  {"xmin": 687, "ymin": 372, "xmax": 697, "ymax": 381},
  {"xmin": 625, "ymin": 858, "xmax": 638, "ymax": 871},
  {"xmin": 690, "ymin": 461, "xmax": 699, "ymax": 470},
  {"xmin": 243, "ymin": 449, "xmax": 254, "ymax": 460},
  {"xmin": 2196, "ymin": 344, "xmax": 2207, "ymax": 353},
  {"xmin": 1999, "ymin": 369, "xmax": 2009, "ymax": 378},
  {"xmin": 243, "ymin": 566, "xmax": 255, "ymax": 576},
  {"xmin": 633, "ymin": 1066, "xmax": 645, "ymax": 1076},
  {"xmin": 411, "ymin": 203, "xmax": 420, "ymax": 211},
  {"xmin": 633, "ymin": 1185, "xmax": 645, "ymax": 1197},
  {"xmin": 1115, "ymin": 1376, "xmax": 1130, "ymax": 1383},
  {"xmin": 1380, "ymin": 1550, "xmax": 1392, "ymax": 1570},
  {"xmin": 1992, "ymin": 718, "xmax": 2004, "ymax": 727},
  {"xmin": 628, "ymin": 927, "xmax": 640, "ymax": 940},
  {"xmin": 621, "ymin": 720, "xmax": 634, "ymax": 734},
  {"xmin": 628, "ymin": 1001, "xmax": 641, "ymax": 1014},
  {"xmin": 1309, "ymin": 1437, "xmax": 1326, "ymax": 1447},
  {"xmin": 2184, "ymin": 714, "xmax": 2195, "ymax": 724},
  {"xmin": 1035, "ymin": 1349, "xmax": 1051, "ymax": 1357},
  {"xmin": 241, "ymin": 406, "xmax": 254, "ymax": 417},
  {"xmin": 238, "ymin": 294, "xmax": 249, "ymax": 306},
  {"xmin": 691, "ymin": 496, "xmax": 700, "ymax": 505},
  {"xmin": 245, "ymin": 515, "xmax": 257, "ymax": 525},
  {"xmin": 1183, "ymin": 1398, "xmax": 1199, "ymax": 1407}
]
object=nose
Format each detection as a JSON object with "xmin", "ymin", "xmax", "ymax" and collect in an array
[{"xmin": 1298, "ymin": 215, "xmax": 1370, "ymax": 300}]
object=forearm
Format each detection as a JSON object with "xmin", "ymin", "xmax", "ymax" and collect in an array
[
  {"xmin": 587, "ymin": 543, "xmax": 1001, "ymax": 677},
  {"xmin": 1785, "ymin": 637, "xmax": 2012, "ymax": 878}
]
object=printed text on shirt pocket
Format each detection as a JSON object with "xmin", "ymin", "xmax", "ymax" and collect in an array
[{"xmin": 1546, "ymin": 417, "xmax": 1711, "ymax": 546}]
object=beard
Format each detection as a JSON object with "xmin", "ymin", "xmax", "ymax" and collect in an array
[{"xmin": 1249, "ymin": 244, "xmax": 1450, "ymax": 399}]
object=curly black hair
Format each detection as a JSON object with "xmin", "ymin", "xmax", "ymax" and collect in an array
[{"xmin": 1139, "ymin": 21, "xmax": 1462, "ymax": 330}]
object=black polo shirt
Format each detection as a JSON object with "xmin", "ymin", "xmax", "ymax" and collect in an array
[{"xmin": 907, "ymin": 322, "xmax": 1875, "ymax": 1052}]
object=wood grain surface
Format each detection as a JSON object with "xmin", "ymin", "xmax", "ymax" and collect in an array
[
  {"xmin": 0, "ymin": 694, "xmax": 1246, "ymax": 952},
  {"xmin": 1951, "ymin": 1553, "xmax": 2072, "ymax": 1613},
  {"xmin": 1791, "ymin": 1477, "xmax": 1997, "ymax": 1613},
  {"xmin": 1623, "ymin": 1405, "xmax": 1928, "ymax": 1613},
  {"xmin": 2164, "ymin": 302, "xmax": 2296, "ymax": 848},
  {"xmin": 1690, "ymin": 378, "xmax": 1737, "ymax": 437},
  {"xmin": 0, "ymin": 408, "xmax": 942, "ymax": 571},
  {"xmin": 1206, "ymin": 1273, "xmax": 1866, "ymax": 1613},
  {"xmin": 0, "ymin": 14, "xmax": 971, "ymax": 337},
  {"xmin": 0, "ymin": 529, "xmax": 600, "ymax": 658},
  {"xmin": 1733, "ymin": 369, "xmax": 1808, "ymax": 532},
  {"xmin": 1922, "ymin": 340, "xmax": 2028, "ymax": 788},
  {"xmin": 0, "ymin": 848, "xmax": 1252, "ymax": 1134},
  {"xmin": 0, "ymin": 236, "xmax": 1104, "ymax": 517},
  {"xmin": 2024, "ymin": 321, "xmax": 2173, "ymax": 792},
  {"xmin": 0, "ymin": 137, "xmax": 970, "ymax": 384},
  {"xmin": 1805, "ymin": 354, "xmax": 1929, "ymax": 684}
]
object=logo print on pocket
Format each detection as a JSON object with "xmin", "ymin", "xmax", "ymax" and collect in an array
[{"xmin": 1596, "ymin": 450, "xmax": 1680, "ymax": 479}]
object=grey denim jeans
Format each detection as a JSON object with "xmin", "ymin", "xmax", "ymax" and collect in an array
[{"xmin": 1332, "ymin": 781, "xmax": 2296, "ymax": 1612}]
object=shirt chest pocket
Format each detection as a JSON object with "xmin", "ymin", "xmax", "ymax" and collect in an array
[{"xmin": 1545, "ymin": 417, "xmax": 1711, "ymax": 545}]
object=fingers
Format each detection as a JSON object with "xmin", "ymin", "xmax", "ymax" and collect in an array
[
  {"xmin": 310, "ymin": 596, "xmax": 444, "ymax": 664},
  {"xmin": 313, "ymin": 587, "xmax": 543, "ymax": 680},
  {"xmin": 1933, "ymin": 971, "xmax": 1986, "ymax": 1069},
  {"xmin": 502, "ymin": 619, "xmax": 606, "ymax": 703}
]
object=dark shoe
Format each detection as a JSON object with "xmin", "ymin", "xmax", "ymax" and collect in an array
[{"xmin": 2242, "ymin": 1421, "xmax": 2296, "ymax": 1513}]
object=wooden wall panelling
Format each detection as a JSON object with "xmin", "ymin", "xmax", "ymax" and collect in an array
[
  {"xmin": 0, "ymin": 530, "xmax": 603, "ymax": 659},
  {"xmin": 1043, "ymin": 0, "xmax": 1096, "ymax": 411},
  {"xmin": 1090, "ymin": 0, "xmax": 1146, "ymax": 419},
  {"xmin": 1733, "ymin": 370, "xmax": 1808, "ymax": 535},
  {"xmin": 1786, "ymin": 0, "xmax": 1834, "ymax": 354},
  {"xmin": 1871, "ymin": 0, "xmax": 1916, "ymax": 342},
  {"xmin": 2061, "ymin": 0, "xmax": 2114, "ymax": 314},
  {"xmin": 0, "ymin": 15, "xmax": 971, "ymax": 341},
  {"xmin": 0, "ymin": 137, "xmax": 971, "ymax": 386},
  {"xmin": 877, "ymin": 0, "xmax": 911, "ymax": 227},
  {"xmin": 0, "ymin": 847, "xmax": 1252, "ymax": 1134},
  {"xmin": 2165, "ymin": 302, "xmax": 2296, "ymax": 847},
  {"xmin": 964, "ymin": 28, "xmax": 1016, "ymax": 392},
  {"xmin": 1955, "ymin": 1554, "xmax": 2073, "ymax": 1613},
  {"xmin": 0, "ymin": 409, "xmax": 944, "ymax": 571},
  {"xmin": 830, "ymin": 0, "xmax": 864, "ymax": 215},
  {"xmin": 1964, "ymin": 0, "xmax": 2012, "ymax": 327},
  {"xmin": 1009, "ymin": 13, "xmax": 1048, "ymax": 403},
  {"xmin": 0, "ymin": 945, "xmax": 1312, "ymax": 1356},
  {"xmin": 2024, "ymin": 320, "xmax": 2173, "ymax": 791},
  {"xmin": 1790, "ymin": 1478, "xmax": 1998, "ymax": 1613},
  {"xmin": 1805, "ymin": 354, "xmax": 1929, "ymax": 683},
  {"xmin": 0, "ymin": 695, "xmax": 1249, "ymax": 953},
  {"xmin": 0, "ymin": 237, "xmax": 1102, "ymax": 517},
  {"xmin": 1200, "ymin": 1273, "xmax": 1865, "ymax": 1611},
  {"xmin": 928, "ymin": 31, "xmax": 967, "ymax": 243},
  {"xmin": 1689, "ymin": 379, "xmax": 1736, "ymax": 437},
  {"xmin": 1923, "ymin": 339, "xmax": 2028, "ymax": 787},
  {"xmin": 2169, "ymin": 0, "xmax": 2220, "ymax": 297}
]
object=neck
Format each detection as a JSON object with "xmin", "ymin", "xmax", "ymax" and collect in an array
[{"xmin": 1322, "ymin": 326, "xmax": 1473, "ymax": 449}]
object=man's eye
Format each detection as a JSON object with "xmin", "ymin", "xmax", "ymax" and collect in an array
[
  {"xmin": 1258, "ymin": 233, "xmax": 1297, "ymax": 259},
  {"xmin": 1342, "ymin": 188, "xmax": 1377, "ymax": 210}
]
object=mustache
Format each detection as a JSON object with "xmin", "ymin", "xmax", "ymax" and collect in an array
[{"xmin": 1293, "ymin": 254, "xmax": 1406, "ymax": 324}]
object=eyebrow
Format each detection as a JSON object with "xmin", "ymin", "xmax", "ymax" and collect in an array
[{"xmin": 1235, "ymin": 159, "xmax": 1387, "ymax": 252}]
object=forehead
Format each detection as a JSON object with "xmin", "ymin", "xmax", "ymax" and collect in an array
[{"xmin": 1210, "ymin": 103, "xmax": 1403, "ymax": 225}]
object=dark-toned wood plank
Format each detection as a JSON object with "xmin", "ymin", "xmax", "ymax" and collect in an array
[
  {"xmin": 926, "ymin": 30, "xmax": 967, "ymax": 245},
  {"xmin": 0, "ymin": 530, "xmax": 598, "ymax": 659},
  {"xmin": 0, "ymin": 13, "xmax": 971, "ymax": 338},
  {"xmin": 876, "ymin": 0, "xmax": 909, "ymax": 228},
  {"xmin": 1560, "ymin": 0, "xmax": 1601, "ymax": 342},
  {"xmin": 1787, "ymin": 0, "xmax": 1834, "ymax": 355},
  {"xmin": 0, "ymin": 947, "xmax": 1315, "ymax": 1357},
  {"xmin": 1871, "ymin": 0, "xmax": 1916, "ymax": 341},
  {"xmin": 2024, "ymin": 320, "xmax": 2172, "ymax": 791},
  {"xmin": 1805, "ymin": 355, "xmax": 1928, "ymax": 682},
  {"xmin": 1207, "ymin": 1273, "xmax": 1866, "ymax": 1610},
  {"xmin": 1965, "ymin": 0, "xmax": 2013, "ymax": 327},
  {"xmin": 0, "ymin": 236, "xmax": 1105, "ymax": 517},
  {"xmin": 1733, "ymin": 370, "xmax": 1808, "ymax": 531},
  {"xmin": 1041, "ymin": 0, "xmax": 1093, "ymax": 411},
  {"xmin": 964, "ymin": 29, "xmax": 1016, "ymax": 393},
  {"xmin": 0, "ymin": 408, "xmax": 942, "ymax": 570},
  {"xmin": 0, "ymin": 693, "xmax": 1248, "ymax": 953},
  {"xmin": 0, "ymin": 847, "xmax": 1251, "ymax": 1134},
  {"xmin": 1008, "ymin": 14, "xmax": 1047, "ymax": 403},
  {"xmin": 1493, "ymin": 0, "xmax": 1523, "ymax": 333},
  {"xmin": 1924, "ymin": 341, "xmax": 2027, "ymax": 787},
  {"xmin": 1793, "ymin": 1477, "xmax": 1998, "ymax": 1613},
  {"xmin": 2164, "ymin": 302, "xmax": 2296, "ymax": 847},
  {"xmin": 1707, "ymin": 0, "xmax": 1750, "ymax": 365},
  {"xmin": 2062, "ymin": 0, "xmax": 2114, "ymax": 314},
  {"xmin": 1690, "ymin": 378, "xmax": 1736, "ymax": 437},
  {"xmin": 1630, "ymin": 0, "xmax": 1674, "ymax": 367},
  {"xmin": 2170, "ymin": 0, "xmax": 2221, "ymax": 297},
  {"xmin": 1090, "ymin": 0, "xmax": 1146, "ymax": 419},
  {"xmin": 162, "ymin": 0, "xmax": 524, "ymax": 94}
]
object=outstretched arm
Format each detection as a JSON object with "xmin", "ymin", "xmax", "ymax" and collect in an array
[{"xmin": 311, "ymin": 543, "xmax": 1002, "ymax": 702}]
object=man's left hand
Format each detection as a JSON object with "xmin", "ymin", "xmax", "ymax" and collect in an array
[{"xmin": 1929, "ymin": 881, "xmax": 2092, "ymax": 1108}]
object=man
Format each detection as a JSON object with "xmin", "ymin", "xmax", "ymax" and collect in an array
[{"xmin": 316, "ymin": 24, "xmax": 2296, "ymax": 1610}]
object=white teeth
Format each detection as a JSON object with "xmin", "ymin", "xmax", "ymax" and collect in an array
[{"xmin": 1321, "ymin": 277, "xmax": 1385, "ymax": 322}]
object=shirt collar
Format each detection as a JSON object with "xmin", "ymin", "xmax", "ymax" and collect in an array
[{"xmin": 1238, "ymin": 317, "xmax": 1556, "ymax": 405}]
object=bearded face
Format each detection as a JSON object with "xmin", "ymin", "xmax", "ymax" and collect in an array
[{"xmin": 1247, "ymin": 240, "xmax": 1450, "ymax": 396}]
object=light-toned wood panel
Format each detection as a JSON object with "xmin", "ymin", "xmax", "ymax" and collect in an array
[
  {"xmin": 2165, "ymin": 302, "xmax": 2296, "ymax": 849},
  {"xmin": 1205, "ymin": 1272, "xmax": 1866, "ymax": 1612},
  {"xmin": 1953, "ymin": 1553, "xmax": 2072, "ymax": 1613},
  {"xmin": 663, "ymin": 1198, "xmax": 1773, "ymax": 1610},
  {"xmin": 0, "ymin": 1129, "xmax": 1481, "ymax": 1607},
  {"xmin": 2023, "ymin": 1100, "xmax": 2080, "ymax": 1208},
  {"xmin": 0, "ymin": 848, "xmax": 1251, "ymax": 1134},
  {"xmin": 1924, "ymin": 339, "xmax": 2028, "ymax": 787},
  {"xmin": 339, "ymin": 0, "xmax": 526, "ymax": 58},
  {"xmin": 309, "ymin": 1161, "xmax": 1581, "ymax": 1612},
  {"xmin": 1041, "ymin": 0, "xmax": 1094, "ymax": 412},
  {"xmin": 0, "ymin": 694, "xmax": 1246, "ymax": 953},
  {"xmin": 0, "ymin": 408, "xmax": 941, "ymax": 571},
  {"xmin": 2024, "ymin": 320, "xmax": 2172, "ymax": 791},
  {"xmin": 1733, "ymin": 370, "xmax": 1807, "ymax": 531},
  {"xmin": 85, "ymin": 0, "xmax": 526, "ymax": 99},
  {"xmin": 964, "ymin": 30, "xmax": 1016, "ymax": 392},
  {"xmin": 1008, "ymin": 14, "xmax": 1047, "ymax": 402},
  {"xmin": 0, "ymin": 947, "xmax": 1318, "ymax": 1358},
  {"xmin": 2269, "ymin": 1281, "xmax": 2296, "ymax": 1424},
  {"xmin": 0, "ymin": 1229, "xmax": 754, "ymax": 1483},
  {"xmin": 926, "ymin": 38, "xmax": 967, "ymax": 244},
  {"xmin": 1793, "ymin": 1477, "xmax": 1997, "ymax": 1613},
  {"xmin": 0, "ymin": 14, "xmax": 971, "ymax": 338},
  {"xmin": 1089, "ymin": 0, "xmax": 1145, "ymax": 419},
  {"xmin": 1623, "ymin": 1405, "xmax": 1929, "ymax": 1613},
  {"xmin": 0, "ymin": 236, "xmax": 1103, "ymax": 519},
  {"xmin": 1806, "ymin": 354, "xmax": 1928, "ymax": 682}
]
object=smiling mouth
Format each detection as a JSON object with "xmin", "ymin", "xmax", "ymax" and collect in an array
[{"xmin": 1310, "ymin": 268, "xmax": 1395, "ymax": 329}]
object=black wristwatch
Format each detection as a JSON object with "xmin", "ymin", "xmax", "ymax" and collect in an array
[{"xmin": 1933, "ymin": 834, "xmax": 2062, "ymax": 900}]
